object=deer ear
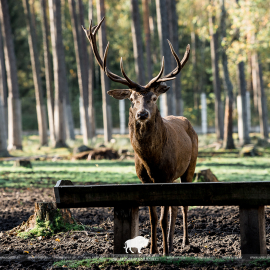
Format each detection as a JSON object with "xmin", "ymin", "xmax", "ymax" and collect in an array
[
  {"xmin": 154, "ymin": 84, "xmax": 170, "ymax": 95},
  {"xmin": 107, "ymin": 89, "xmax": 131, "ymax": 100}
]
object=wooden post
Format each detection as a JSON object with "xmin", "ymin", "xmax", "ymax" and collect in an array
[
  {"xmin": 114, "ymin": 206, "xmax": 139, "ymax": 254},
  {"xmin": 54, "ymin": 179, "xmax": 74, "ymax": 204},
  {"xmin": 239, "ymin": 205, "xmax": 266, "ymax": 258}
]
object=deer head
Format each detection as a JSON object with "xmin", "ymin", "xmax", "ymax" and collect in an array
[{"xmin": 82, "ymin": 17, "xmax": 190, "ymax": 122}]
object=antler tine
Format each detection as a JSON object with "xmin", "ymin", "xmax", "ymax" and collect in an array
[
  {"xmin": 144, "ymin": 57, "xmax": 165, "ymax": 88},
  {"xmin": 83, "ymin": 18, "xmax": 144, "ymax": 90},
  {"xmin": 103, "ymin": 43, "xmax": 131, "ymax": 86},
  {"xmin": 180, "ymin": 44, "xmax": 190, "ymax": 66},
  {"xmin": 92, "ymin": 17, "xmax": 104, "ymax": 35},
  {"xmin": 145, "ymin": 41, "xmax": 189, "ymax": 88},
  {"xmin": 120, "ymin": 58, "xmax": 142, "ymax": 90},
  {"xmin": 157, "ymin": 41, "xmax": 190, "ymax": 81},
  {"xmin": 82, "ymin": 22, "xmax": 103, "ymax": 70}
]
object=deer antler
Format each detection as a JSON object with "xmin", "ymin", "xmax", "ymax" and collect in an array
[
  {"xmin": 83, "ymin": 18, "xmax": 190, "ymax": 93},
  {"xmin": 145, "ymin": 41, "xmax": 190, "ymax": 88},
  {"xmin": 82, "ymin": 18, "xmax": 144, "ymax": 91}
]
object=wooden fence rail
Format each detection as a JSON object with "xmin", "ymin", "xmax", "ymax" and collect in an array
[{"xmin": 54, "ymin": 180, "xmax": 270, "ymax": 257}]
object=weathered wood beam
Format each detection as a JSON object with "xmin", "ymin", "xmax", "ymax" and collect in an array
[
  {"xmin": 114, "ymin": 206, "xmax": 139, "ymax": 254},
  {"xmin": 239, "ymin": 205, "xmax": 267, "ymax": 258},
  {"xmin": 54, "ymin": 181, "xmax": 270, "ymax": 208}
]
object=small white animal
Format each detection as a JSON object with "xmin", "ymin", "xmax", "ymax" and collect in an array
[{"xmin": 124, "ymin": 236, "xmax": 149, "ymax": 254}]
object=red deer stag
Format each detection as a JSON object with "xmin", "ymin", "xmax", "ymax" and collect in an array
[{"xmin": 83, "ymin": 18, "xmax": 198, "ymax": 255}]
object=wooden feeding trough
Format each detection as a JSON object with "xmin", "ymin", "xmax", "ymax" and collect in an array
[{"xmin": 54, "ymin": 180, "xmax": 270, "ymax": 258}]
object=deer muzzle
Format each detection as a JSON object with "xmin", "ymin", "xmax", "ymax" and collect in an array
[{"xmin": 136, "ymin": 110, "xmax": 150, "ymax": 121}]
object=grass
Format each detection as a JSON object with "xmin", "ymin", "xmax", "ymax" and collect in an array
[
  {"xmin": 0, "ymin": 160, "xmax": 140, "ymax": 188},
  {"xmin": 1, "ymin": 156, "xmax": 270, "ymax": 188},
  {"xmin": 0, "ymin": 133, "xmax": 270, "ymax": 188},
  {"xmin": 196, "ymin": 156, "xmax": 270, "ymax": 182},
  {"xmin": 52, "ymin": 256, "xmax": 270, "ymax": 268}
]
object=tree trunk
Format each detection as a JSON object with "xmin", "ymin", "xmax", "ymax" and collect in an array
[
  {"xmin": 191, "ymin": 30, "xmax": 198, "ymax": 110},
  {"xmin": 23, "ymin": 0, "xmax": 48, "ymax": 146},
  {"xmin": 48, "ymin": 0, "xmax": 68, "ymax": 148},
  {"xmin": 199, "ymin": 36, "xmax": 207, "ymax": 130},
  {"xmin": 40, "ymin": 0, "xmax": 55, "ymax": 146},
  {"xmin": 88, "ymin": 0, "xmax": 96, "ymax": 139},
  {"xmin": 142, "ymin": 0, "xmax": 152, "ymax": 83},
  {"xmin": 130, "ymin": 0, "xmax": 145, "ymax": 86},
  {"xmin": 246, "ymin": 52, "xmax": 253, "ymax": 101},
  {"xmin": 237, "ymin": 61, "xmax": 250, "ymax": 146},
  {"xmin": 155, "ymin": 0, "xmax": 172, "ymax": 117},
  {"xmin": 251, "ymin": 52, "xmax": 269, "ymax": 139},
  {"xmin": 0, "ymin": 0, "xmax": 22, "ymax": 150},
  {"xmin": 96, "ymin": 0, "xmax": 112, "ymax": 143},
  {"xmin": 61, "ymin": 7, "xmax": 75, "ymax": 142},
  {"xmin": 167, "ymin": 0, "xmax": 182, "ymax": 116},
  {"xmin": 201, "ymin": 93, "xmax": 207, "ymax": 135},
  {"xmin": 220, "ymin": 0, "xmax": 235, "ymax": 149},
  {"xmin": 64, "ymin": 92, "xmax": 75, "ymax": 141},
  {"xmin": 208, "ymin": 3, "xmax": 224, "ymax": 140},
  {"xmin": 119, "ymin": 100, "xmax": 126, "ymax": 135},
  {"xmin": 57, "ymin": 0, "xmax": 75, "ymax": 142},
  {"xmin": 68, "ymin": 0, "xmax": 90, "ymax": 145},
  {"xmin": 0, "ymin": 20, "xmax": 7, "ymax": 141},
  {"xmin": 0, "ymin": 97, "xmax": 9, "ymax": 157},
  {"xmin": 78, "ymin": 0, "xmax": 92, "ymax": 142},
  {"xmin": 233, "ymin": 0, "xmax": 249, "ymax": 147}
]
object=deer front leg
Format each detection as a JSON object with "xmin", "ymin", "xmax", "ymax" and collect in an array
[
  {"xmin": 182, "ymin": 205, "xmax": 189, "ymax": 247},
  {"xmin": 148, "ymin": 206, "xmax": 158, "ymax": 254},
  {"xmin": 160, "ymin": 206, "xmax": 169, "ymax": 255},
  {"xmin": 168, "ymin": 206, "xmax": 178, "ymax": 253}
]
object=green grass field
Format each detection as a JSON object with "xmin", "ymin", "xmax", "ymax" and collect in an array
[
  {"xmin": 0, "ymin": 160, "xmax": 139, "ymax": 188},
  {"xmin": 1, "ymin": 156, "xmax": 270, "ymax": 188},
  {"xmin": 0, "ymin": 134, "xmax": 270, "ymax": 188},
  {"xmin": 196, "ymin": 156, "xmax": 270, "ymax": 182}
]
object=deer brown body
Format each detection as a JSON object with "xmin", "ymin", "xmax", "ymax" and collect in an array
[{"xmin": 83, "ymin": 18, "xmax": 198, "ymax": 255}]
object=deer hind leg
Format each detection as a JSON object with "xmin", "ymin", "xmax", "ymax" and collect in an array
[
  {"xmin": 168, "ymin": 206, "xmax": 178, "ymax": 253},
  {"xmin": 181, "ymin": 205, "xmax": 189, "ymax": 247},
  {"xmin": 148, "ymin": 206, "xmax": 158, "ymax": 254},
  {"xmin": 160, "ymin": 205, "xmax": 169, "ymax": 255}
]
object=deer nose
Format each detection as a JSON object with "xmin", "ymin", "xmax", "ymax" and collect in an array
[{"xmin": 136, "ymin": 110, "xmax": 149, "ymax": 120}]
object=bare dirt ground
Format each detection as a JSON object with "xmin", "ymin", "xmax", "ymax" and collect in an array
[{"xmin": 1, "ymin": 187, "xmax": 270, "ymax": 269}]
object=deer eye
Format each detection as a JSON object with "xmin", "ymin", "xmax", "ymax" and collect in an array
[
  {"xmin": 147, "ymin": 100, "xmax": 151, "ymax": 104},
  {"xmin": 130, "ymin": 98, "xmax": 133, "ymax": 102},
  {"xmin": 152, "ymin": 97, "xmax": 157, "ymax": 102}
]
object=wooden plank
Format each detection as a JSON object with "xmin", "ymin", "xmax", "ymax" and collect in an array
[
  {"xmin": 54, "ymin": 180, "xmax": 74, "ymax": 206},
  {"xmin": 239, "ymin": 205, "xmax": 267, "ymax": 258},
  {"xmin": 54, "ymin": 181, "xmax": 270, "ymax": 208},
  {"xmin": 114, "ymin": 206, "xmax": 139, "ymax": 254}
]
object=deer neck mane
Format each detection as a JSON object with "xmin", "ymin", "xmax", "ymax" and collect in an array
[{"xmin": 128, "ymin": 108, "xmax": 167, "ymax": 160}]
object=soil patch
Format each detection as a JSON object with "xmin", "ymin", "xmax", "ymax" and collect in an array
[{"xmin": 1, "ymin": 187, "xmax": 270, "ymax": 269}]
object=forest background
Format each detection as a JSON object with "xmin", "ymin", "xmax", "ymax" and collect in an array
[{"xmin": 0, "ymin": 0, "xmax": 269, "ymax": 151}]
